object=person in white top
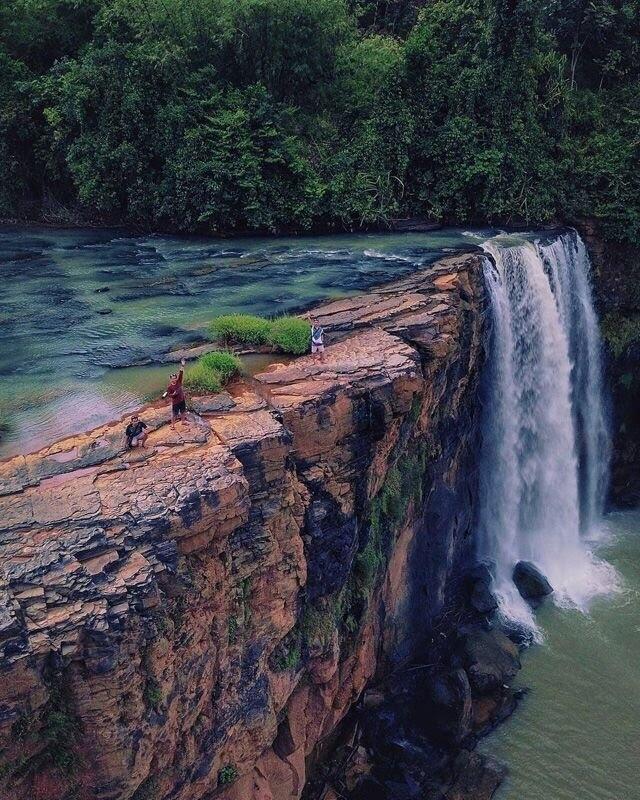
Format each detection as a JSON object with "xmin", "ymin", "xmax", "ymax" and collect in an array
[{"xmin": 311, "ymin": 319, "xmax": 325, "ymax": 360}]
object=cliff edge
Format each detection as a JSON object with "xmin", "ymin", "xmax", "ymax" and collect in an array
[{"xmin": 0, "ymin": 254, "xmax": 487, "ymax": 800}]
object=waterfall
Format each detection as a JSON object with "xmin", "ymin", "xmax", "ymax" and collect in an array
[{"xmin": 478, "ymin": 231, "xmax": 614, "ymax": 630}]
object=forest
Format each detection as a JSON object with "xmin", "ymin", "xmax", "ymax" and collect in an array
[{"xmin": 0, "ymin": 0, "xmax": 638, "ymax": 242}]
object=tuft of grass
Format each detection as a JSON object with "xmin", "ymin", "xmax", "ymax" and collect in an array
[
  {"xmin": 209, "ymin": 314, "xmax": 271, "ymax": 346},
  {"xmin": 268, "ymin": 317, "xmax": 311, "ymax": 355},
  {"xmin": 228, "ymin": 615, "xmax": 239, "ymax": 645},
  {"xmin": 144, "ymin": 680, "xmax": 162, "ymax": 710},
  {"xmin": 218, "ymin": 764, "xmax": 238, "ymax": 787},
  {"xmin": 199, "ymin": 350, "xmax": 242, "ymax": 381},
  {"xmin": 183, "ymin": 362, "xmax": 223, "ymax": 394},
  {"xmin": 209, "ymin": 313, "xmax": 312, "ymax": 355},
  {"xmin": 275, "ymin": 642, "xmax": 301, "ymax": 672}
]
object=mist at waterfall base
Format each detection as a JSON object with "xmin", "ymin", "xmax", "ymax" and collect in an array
[{"xmin": 478, "ymin": 231, "xmax": 617, "ymax": 633}]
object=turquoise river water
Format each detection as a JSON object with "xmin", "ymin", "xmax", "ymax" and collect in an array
[
  {"xmin": 0, "ymin": 225, "xmax": 489, "ymax": 457},
  {"xmin": 481, "ymin": 509, "xmax": 640, "ymax": 800}
]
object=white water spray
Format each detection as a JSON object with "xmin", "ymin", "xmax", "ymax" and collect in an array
[{"xmin": 478, "ymin": 231, "xmax": 614, "ymax": 630}]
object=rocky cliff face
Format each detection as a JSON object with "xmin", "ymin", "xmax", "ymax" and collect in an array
[
  {"xmin": 579, "ymin": 221, "xmax": 640, "ymax": 506},
  {"xmin": 0, "ymin": 254, "xmax": 487, "ymax": 800}
]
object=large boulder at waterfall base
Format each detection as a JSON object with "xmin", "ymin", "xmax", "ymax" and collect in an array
[
  {"xmin": 512, "ymin": 561, "xmax": 553, "ymax": 603},
  {"xmin": 456, "ymin": 626, "xmax": 521, "ymax": 693}
]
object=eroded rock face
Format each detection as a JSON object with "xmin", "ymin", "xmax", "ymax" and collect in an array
[{"xmin": 0, "ymin": 254, "xmax": 486, "ymax": 800}]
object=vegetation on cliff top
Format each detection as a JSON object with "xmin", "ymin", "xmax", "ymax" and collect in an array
[
  {"xmin": 183, "ymin": 350, "xmax": 242, "ymax": 393},
  {"xmin": 210, "ymin": 314, "xmax": 311, "ymax": 354},
  {"xmin": 0, "ymin": 0, "xmax": 638, "ymax": 243}
]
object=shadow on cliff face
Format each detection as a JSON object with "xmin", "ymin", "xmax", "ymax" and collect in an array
[
  {"xmin": 578, "ymin": 221, "xmax": 640, "ymax": 507},
  {"xmin": 302, "ymin": 583, "xmax": 526, "ymax": 800}
]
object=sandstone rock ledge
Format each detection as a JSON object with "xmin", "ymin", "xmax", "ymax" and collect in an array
[{"xmin": 0, "ymin": 253, "xmax": 485, "ymax": 800}]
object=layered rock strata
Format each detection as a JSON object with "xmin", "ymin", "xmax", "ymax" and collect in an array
[{"xmin": 0, "ymin": 253, "xmax": 486, "ymax": 800}]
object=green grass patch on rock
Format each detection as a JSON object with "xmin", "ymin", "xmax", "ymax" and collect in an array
[
  {"xmin": 218, "ymin": 764, "xmax": 238, "ymax": 787},
  {"xmin": 209, "ymin": 314, "xmax": 272, "ymax": 346},
  {"xmin": 183, "ymin": 350, "xmax": 242, "ymax": 395},
  {"xmin": 209, "ymin": 313, "xmax": 311, "ymax": 355},
  {"xmin": 199, "ymin": 350, "xmax": 242, "ymax": 381},
  {"xmin": 183, "ymin": 361, "xmax": 223, "ymax": 394},
  {"xmin": 267, "ymin": 316, "xmax": 311, "ymax": 355}
]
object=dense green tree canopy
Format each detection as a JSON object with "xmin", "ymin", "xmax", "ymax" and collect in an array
[{"xmin": 0, "ymin": 0, "xmax": 638, "ymax": 241}]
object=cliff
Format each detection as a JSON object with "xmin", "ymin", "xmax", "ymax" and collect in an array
[
  {"xmin": 579, "ymin": 221, "xmax": 640, "ymax": 506},
  {"xmin": 0, "ymin": 254, "xmax": 489, "ymax": 800}
]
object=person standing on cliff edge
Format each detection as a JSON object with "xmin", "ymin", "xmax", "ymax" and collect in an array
[
  {"xmin": 311, "ymin": 319, "xmax": 325, "ymax": 361},
  {"xmin": 163, "ymin": 358, "xmax": 190, "ymax": 430}
]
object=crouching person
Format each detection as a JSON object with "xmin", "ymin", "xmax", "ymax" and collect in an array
[{"xmin": 125, "ymin": 414, "xmax": 148, "ymax": 448}]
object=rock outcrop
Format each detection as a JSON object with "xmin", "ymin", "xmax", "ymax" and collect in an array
[{"xmin": 0, "ymin": 254, "xmax": 488, "ymax": 800}]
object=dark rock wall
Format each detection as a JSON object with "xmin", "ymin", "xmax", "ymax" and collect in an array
[{"xmin": 579, "ymin": 221, "xmax": 640, "ymax": 506}]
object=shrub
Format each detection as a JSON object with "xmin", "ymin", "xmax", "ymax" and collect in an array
[
  {"xmin": 218, "ymin": 764, "xmax": 238, "ymax": 787},
  {"xmin": 183, "ymin": 362, "xmax": 223, "ymax": 394},
  {"xmin": 228, "ymin": 615, "xmax": 239, "ymax": 645},
  {"xmin": 268, "ymin": 316, "xmax": 311, "ymax": 355},
  {"xmin": 275, "ymin": 643, "xmax": 301, "ymax": 672},
  {"xmin": 199, "ymin": 350, "xmax": 242, "ymax": 381},
  {"xmin": 208, "ymin": 314, "xmax": 312, "ymax": 355},
  {"xmin": 209, "ymin": 314, "xmax": 271, "ymax": 346},
  {"xmin": 601, "ymin": 313, "xmax": 640, "ymax": 358},
  {"xmin": 144, "ymin": 680, "xmax": 162, "ymax": 709}
]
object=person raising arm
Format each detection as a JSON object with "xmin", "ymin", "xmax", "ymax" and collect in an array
[{"xmin": 163, "ymin": 358, "xmax": 190, "ymax": 430}]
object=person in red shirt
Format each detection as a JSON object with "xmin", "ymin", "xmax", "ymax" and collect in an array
[{"xmin": 163, "ymin": 358, "xmax": 189, "ymax": 429}]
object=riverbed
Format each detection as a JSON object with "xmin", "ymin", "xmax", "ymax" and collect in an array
[
  {"xmin": 0, "ymin": 225, "xmax": 490, "ymax": 457},
  {"xmin": 480, "ymin": 509, "xmax": 640, "ymax": 800}
]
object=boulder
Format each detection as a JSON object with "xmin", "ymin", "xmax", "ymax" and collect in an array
[
  {"xmin": 465, "ymin": 563, "xmax": 498, "ymax": 615},
  {"xmin": 470, "ymin": 580, "xmax": 498, "ymax": 614},
  {"xmin": 457, "ymin": 626, "xmax": 521, "ymax": 693},
  {"xmin": 445, "ymin": 750, "xmax": 506, "ymax": 800},
  {"xmin": 467, "ymin": 562, "xmax": 498, "ymax": 615},
  {"xmin": 424, "ymin": 669, "xmax": 473, "ymax": 743},
  {"xmin": 512, "ymin": 561, "xmax": 553, "ymax": 603}
]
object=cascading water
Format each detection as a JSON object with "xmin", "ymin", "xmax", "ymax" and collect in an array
[{"xmin": 478, "ymin": 230, "xmax": 615, "ymax": 631}]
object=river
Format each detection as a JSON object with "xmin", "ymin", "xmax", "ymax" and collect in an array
[
  {"xmin": 480, "ymin": 508, "xmax": 640, "ymax": 800},
  {"xmin": 0, "ymin": 225, "xmax": 490, "ymax": 458},
  {"xmin": 2, "ymin": 224, "xmax": 638, "ymax": 800}
]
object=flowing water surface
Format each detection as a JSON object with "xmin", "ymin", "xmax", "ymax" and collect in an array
[
  {"xmin": 0, "ymin": 225, "xmax": 490, "ymax": 457},
  {"xmin": 480, "ymin": 509, "xmax": 640, "ymax": 800},
  {"xmin": 479, "ymin": 232, "xmax": 614, "ymax": 631},
  {"xmin": 477, "ymin": 231, "xmax": 639, "ymax": 799}
]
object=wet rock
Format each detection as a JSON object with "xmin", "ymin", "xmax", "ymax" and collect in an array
[
  {"xmin": 467, "ymin": 564, "xmax": 498, "ymax": 615},
  {"xmin": 512, "ymin": 561, "xmax": 553, "ymax": 603},
  {"xmin": 445, "ymin": 750, "xmax": 506, "ymax": 800},
  {"xmin": 424, "ymin": 668, "xmax": 473, "ymax": 743},
  {"xmin": 457, "ymin": 626, "xmax": 521, "ymax": 693},
  {"xmin": 470, "ymin": 581, "xmax": 498, "ymax": 615}
]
